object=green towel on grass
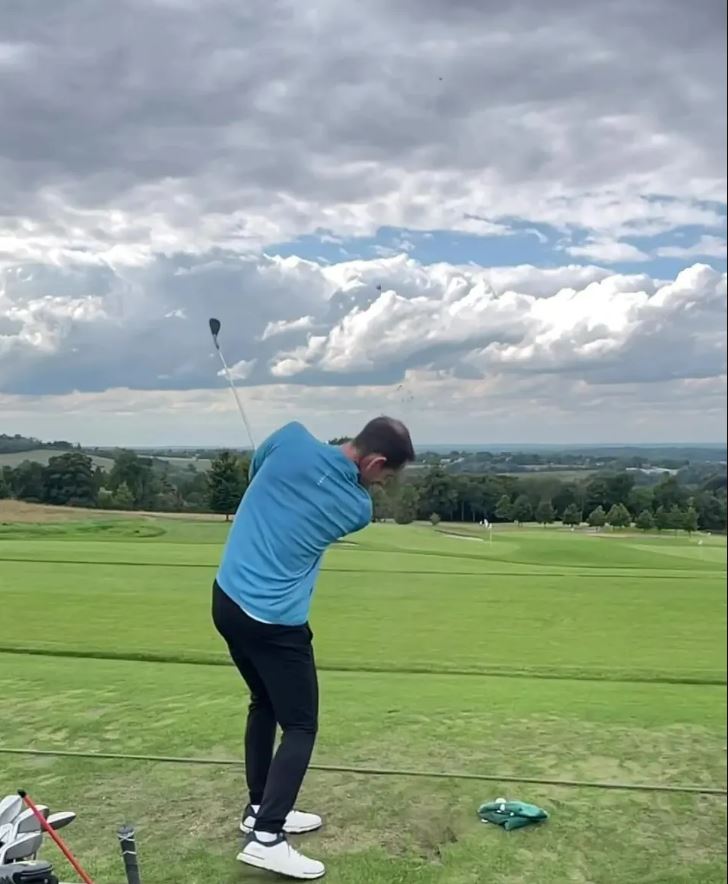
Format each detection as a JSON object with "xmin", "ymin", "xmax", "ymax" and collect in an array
[{"xmin": 478, "ymin": 798, "xmax": 549, "ymax": 831}]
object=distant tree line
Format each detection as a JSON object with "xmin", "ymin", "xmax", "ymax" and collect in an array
[
  {"xmin": 370, "ymin": 468, "xmax": 726, "ymax": 533},
  {"xmin": 0, "ymin": 433, "xmax": 77, "ymax": 453},
  {"xmin": 0, "ymin": 446, "xmax": 256, "ymax": 520},
  {"xmin": 1, "ymin": 440, "xmax": 725, "ymax": 532}
]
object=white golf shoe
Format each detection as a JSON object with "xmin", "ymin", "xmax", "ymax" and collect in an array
[
  {"xmin": 240, "ymin": 803, "xmax": 322, "ymax": 835},
  {"xmin": 238, "ymin": 831, "xmax": 325, "ymax": 880}
]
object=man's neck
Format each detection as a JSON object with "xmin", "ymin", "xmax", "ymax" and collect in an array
[{"xmin": 340, "ymin": 441, "xmax": 359, "ymax": 465}]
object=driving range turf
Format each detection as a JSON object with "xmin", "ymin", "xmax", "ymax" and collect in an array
[{"xmin": 0, "ymin": 513, "xmax": 725, "ymax": 883}]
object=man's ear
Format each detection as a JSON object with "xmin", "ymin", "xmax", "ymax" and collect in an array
[{"xmin": 360, "ymin": 453, "xmax": 386, "ymax": 472}]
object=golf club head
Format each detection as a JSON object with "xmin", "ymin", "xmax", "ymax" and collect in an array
[
  {"xmin": 46, "ymin": 813, "xmax": 75, "ymax": 832},
  {"xmin": 11, "ymin": 807, "xmax": 48, "ymax": 836},
  {"xmin": 0, "ymin": 832, "xmax": 43, "ymax": 864},
  {"xmin": 209, "ymin": 317, "xmax": 221, "ymax": 344},
  {"xmin": 0, "ymin": 798, "xmax": 22, "ymax": 828},
  {"xmin": 0, "ymin": 860, "xmax": 58, "ymax": 883}
]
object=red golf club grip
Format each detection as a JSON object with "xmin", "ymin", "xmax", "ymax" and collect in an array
[{"xmin": 18, "ymin": 790, "xmax": 95, "ymax": 884}]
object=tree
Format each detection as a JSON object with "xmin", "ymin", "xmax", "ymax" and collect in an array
[
  {"xmin": 562, "ymin": 503, "xmax": 582, "ymax": 527},
  {"xmin": 585, "ymin": 477, "xmax": 609, "ymax": 513},
  {"xmin": 513, "ymin": 494, "xmax": 533, "ymax": 525},
  {"xmin": 668, "ymin": 505, "xmax": 685, "ymax": 532},
  {"xmin": 653, "ymin": 476, "xmax": 687, "ymax": 512},
  {"xmin": 109, "ymin": 450, "xmax": 157, "ymax": 509},
  {"xmin": 370, "ymin": 485, "xmax": 393, "ymax": 522},
  {"xmin": 0, "ymin": 473, "xmax": 9, "ymax": 499},
  {"xmin": 111, "ymin": 482, "xmax": 135, "ymax": 510},
  {"xmin": 553, "ymin": 483, "xmax": 581, "ymax": 520},
  {"xmin": 604, "ymin": 473, "xmax": 635, "ymax": 511},
  {"xmin": 654, "ymin": 506, "xmax": 671, "ymax": 531},
  {"xmin": 43, "ymin": 452, "xmax": 97, "ymax": 507},
  {"xmin": 208, "ymin": 451, "xmax": 246, "ymax": 520},
  {"xmin": 627, "ymin": 486, "xmax": 654, "ymax": 518},
  {"xmin": 588, "ymin": 506, "xmax": 606, "ymax": 528},
  {"xmin": 635, "ymin": 509, "xmax": 655, "ymax": 531},
  {"xmin": 429, "ymin": 512, "xmax": 441, "ymax": 526},
  {"xmin": 12, "ymin": 461, "xmax": 46, "ymax": 502},
  {"xmin": 535, "ymin": 499, "xmax": 555, "ymax": 525},
  {"xmin": 417, "ymin": 467, "xmax": 458, "ymax": 521},
  {"xmin": 393, "ymin": 484, "xmax": 419, "ymax": 524},
  {"xmin": 683, "ymin": 506, "xmax": 699, "ymax": 535},
  {"xmin": 606, "ymin": 503, "xmax": 631, "ymax": 528},
  {"xmin": 97, "ymin": 488, "xmax": 114, "ymax": 509},
  {"xmin": 495, "ymin": 494, "xmax": 514, "ymax": 522},
  {"xmin": 694, "ymin": 491, "xmax": 727, "ymax": 531}
]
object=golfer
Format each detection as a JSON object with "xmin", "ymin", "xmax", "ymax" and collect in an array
[{"xmin": 212, "ymin": 417, "xmax": 415, "ymax": 879}]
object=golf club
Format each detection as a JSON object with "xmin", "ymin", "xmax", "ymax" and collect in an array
[
  {"xmin": 8, "ymin": 808, "xmax": 49, "ymax": 838},
  {"xmin": 0, "ymin": 800, "xmax": 22, "ymax": 831},
  {"xmin": 0, "ymin": 833, "xmax": 43, "ymax": 865},
  {"xmin": 44, "ymin": 815, "xmax": 75, "ymax": 835},
  {"xmin": 208, "ymin": 317, "xmax": 256, "ymax": 451},
  {"xmin": 16, "ymin": 794, "xmax": 92, "ymax": 884}
]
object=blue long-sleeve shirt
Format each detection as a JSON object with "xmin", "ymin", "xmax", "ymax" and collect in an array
[{"xmin": 216, "ymin": 422, "xmax": 373, "ymax": 625}]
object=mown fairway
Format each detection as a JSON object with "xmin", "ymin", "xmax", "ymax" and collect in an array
[{"xmin": 1, "ymin": 514, "xmax": 726, "ymax": 883}]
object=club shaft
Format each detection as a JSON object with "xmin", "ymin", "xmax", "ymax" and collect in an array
[
  {"xmin": 213, "ymin": 346, "xmax": 256, "ymax": 451},
  {"xmin": 18, "ymin": 791, "xmax": 94, "ymax": 884}
]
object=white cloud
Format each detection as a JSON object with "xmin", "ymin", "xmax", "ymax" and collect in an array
[
  {"xmin": 221, "ymin": 359, "xmax": 256, "ymax": 381},
  {"xmin": 565, "ymin": 239, "xmax": 650, "ymax": 263},
  {"xmin": 261, "ymin": 315, "xmax": 315, "ymax": 340},
  {"xmin": 268, "ymin": 259, "xmax": 726, "ymax": 385},
  {"xmin": 2, "ymin": 256, "xmax": 724, "ymax": 398},
  {"xmin": 656, "ymin": 235, "xmax": 727, "ymax": 259}
]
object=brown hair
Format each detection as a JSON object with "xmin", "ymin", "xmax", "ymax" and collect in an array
[{"xmin": 353, "ymin": 417, "xmax": 415, "ymax": 469}]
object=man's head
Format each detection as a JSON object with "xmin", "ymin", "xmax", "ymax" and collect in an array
[{"xmin": 343, "ymin": 416, "xmax": 415, "ymax": 486}]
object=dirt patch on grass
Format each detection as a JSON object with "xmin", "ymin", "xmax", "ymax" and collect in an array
[
  {"xmin": 0, "ymin": 499, "xmax": 228, "ymax": 523},
  {"xmin": 0, "ymin": 500, "xmax": 113, "ymax": 522}
]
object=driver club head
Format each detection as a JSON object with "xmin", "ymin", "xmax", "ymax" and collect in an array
[{"xmin": 47, "ymin": 812, "xmax": 76, "ymax": 832}]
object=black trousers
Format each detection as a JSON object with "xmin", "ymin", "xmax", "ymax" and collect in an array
[{"xmin": 211, "ymin": 581, "xmax": 319, "ymax": 833}]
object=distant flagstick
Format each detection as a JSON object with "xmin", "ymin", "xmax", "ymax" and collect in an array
[{"xmin": 208, "ymin": 317, "xmax": 256, "ymax": 452}]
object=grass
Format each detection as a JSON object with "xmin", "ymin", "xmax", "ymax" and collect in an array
[{"xmin": 0, "ymin": 515, "xmax": 725, "ymax": 883}]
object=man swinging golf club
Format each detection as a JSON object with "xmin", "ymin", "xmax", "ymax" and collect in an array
[{"xmin": 212, "ymin": 417, "xmax": 415, "ymax": 879}]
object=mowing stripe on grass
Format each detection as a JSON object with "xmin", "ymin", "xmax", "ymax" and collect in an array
[
  {"xmin": 0, "ymin": 555, "xmax": 723, "ymax": 579},
  {"xmin": 1, "ymin": 646, "xmax": 725, "ymax": 685},
  {"xmin": 1, "ymin": 747, "xmax": 724, "ymax": 797}
]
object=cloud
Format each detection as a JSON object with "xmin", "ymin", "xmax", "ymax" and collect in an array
[
  {"xmin": 261, "ymin": 315, "xmax": 315, "ymax": 340},
  {"xmin": 267, "ymin": 260, "xmax": 726, "ymax": 386},
  {"xmin": 1, "ymin": 371, "xmax": 724, "ymax": 447},
  {"xmin": 221, "ymin": 359, "xmax": 256, "ymax": 381},
  {"xmin": 2, "ymin": 253, "xmax": 724, "ymax": 399},
  {"xmin": 0, "ymin": 0, "xmax": 725, "ymax": 267},
  {"xmin": 656, "ymin": 234, "xmax": 727, "ymax": 259},
  {"xmin": 565, "ymin": 239, "xmax": 650, "ymax": 263}
]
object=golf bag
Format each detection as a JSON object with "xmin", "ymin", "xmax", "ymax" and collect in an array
[{"xmin": 0, "ymin": 861, "xmax": 58, "ymax": 884}]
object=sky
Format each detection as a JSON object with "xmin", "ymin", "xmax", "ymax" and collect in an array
[{"xmin": 1, "ymin": 0, "xmax": 726, "ymax": 447}]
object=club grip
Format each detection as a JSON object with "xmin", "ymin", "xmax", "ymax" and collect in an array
[{"xmin": 117, "ymin": 825, "xmax": 142, "ymax": 884}]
